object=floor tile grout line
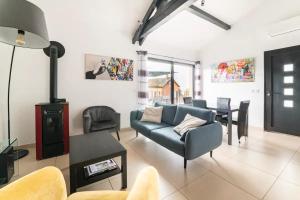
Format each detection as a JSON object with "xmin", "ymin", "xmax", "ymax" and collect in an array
[
  {"xmin": 225, "ymin": 151, "xmax": 292, "ymax": 178},
  {"xmin": 126, "ymin": 135, "xmax": 211, "ymax": 193},
  {"xmin": 206, "ymin": 168, "xmax": 260, "ymax": 200},
  {"xmin": 162, "ymin": 189, "xmax": 190, "ymax": 200},
  {"xmin": 120, "ymin": 131, "xmax": 285, "ymax": 199},
  {"xmin": 108, "ymin": 178, "xmax": 114, "ymax": 190},
  {"xmin": 261, "ymin": 148, "xmax": 299, "ymax": 200}
]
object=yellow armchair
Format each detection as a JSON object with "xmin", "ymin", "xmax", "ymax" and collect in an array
[
  {"xmin": 0, "ymin": 167, "xmax": 67, "ymax": 200},
  {"xmin": 0, "ymin": 166, "xmax": 159, "ymax": 200}
]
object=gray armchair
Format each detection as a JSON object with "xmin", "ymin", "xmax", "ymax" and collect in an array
[{"xmin": 83, "ymin": 106, "xmax": 121, "ymax": 140}]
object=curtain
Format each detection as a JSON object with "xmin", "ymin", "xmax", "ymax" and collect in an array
[
  {"xmin": 137, "ymin": 51, "xmax": 148, "ymax": 108},
  {"xmin": 194, "ymin": 61, "xmax": 202, "ymax": 99}
]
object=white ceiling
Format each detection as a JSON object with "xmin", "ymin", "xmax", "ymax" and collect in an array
[{"xmin": 144, "ymin": 0, "xmax": 264, "ymax": 51}]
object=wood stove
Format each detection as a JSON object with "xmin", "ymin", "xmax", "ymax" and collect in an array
[{"xmin": 35, "ymin": 41, "xmax": 69, "ymax": 160}]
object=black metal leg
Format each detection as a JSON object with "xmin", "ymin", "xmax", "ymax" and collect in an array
[
  {"xmin": 136, "ymin": 131, "xmax": 138, "ymax": 137},
  {"xmin": 116, "ymin": 130, "xmax": 120, "ymax": 141},
  {"xmin": 227, "ymin": 111, "xmax": 232, "ymax": 145},
  {"xmin": 70, "ymin": 165, "xmax": 77, "ymax": 194},
  {"xmin": 184, "ymin": 158, "xmax": 187, "ymax": 169},
  {"xmin": 121, "ymin": 153, "xmax": 127, "ymax": 189},
  {"xmin": 210, "ymin": 151, "xmax": 213, "ymax": 158}
]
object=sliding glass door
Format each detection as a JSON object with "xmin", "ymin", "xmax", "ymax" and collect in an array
[
  {"xmin": 174, "ymin": 63, "xmax": 194, "ymax": 104},
  {"xmin": 147, "ymin": 59, "xmax": 194, "ymax": 105},
  {"xmin": 147, "ymin": 60, "xmax": 172, "ymax": 104}
]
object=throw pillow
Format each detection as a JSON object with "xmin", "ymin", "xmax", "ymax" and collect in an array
[
  {"xmin": 140, "ymin": 106, "xmax": 163, "ymax": 123},
  {"xmin": 174, "ymin": 114, "xmax": 207, "ymax": 136}
]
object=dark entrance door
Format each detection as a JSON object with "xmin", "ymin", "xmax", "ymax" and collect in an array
[{"xmin": 265, "ymin": 45, "xmax": 300, "ymax": 136}]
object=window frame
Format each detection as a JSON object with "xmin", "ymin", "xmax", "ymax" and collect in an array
[{"xmin": 148, "ymin": 57, "xmax": 195, "ymax": 104}]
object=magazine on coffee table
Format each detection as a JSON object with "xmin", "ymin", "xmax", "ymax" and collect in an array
[{"xmin": 84, "ymin": 159, "xmax": 118, "ymax": 178}]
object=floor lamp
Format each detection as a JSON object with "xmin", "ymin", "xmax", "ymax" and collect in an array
[{"xmin": 0, "ymin": 0, "xmax": 50, "ymax": 160}]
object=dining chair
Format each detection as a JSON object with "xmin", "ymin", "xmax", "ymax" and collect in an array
[
  {"xmin": 192, "ymin": 99, "xmax": 207, "ymax": 109},
  {"xmin": 183, "ymin": 97, "xmax": 193, "ymax": 104},
  {"xmin": 234, "ymin": 100, "xmax": 250, "ymax": 143},
  {"xmin": 215, "ymin": 97, "xmax": 231, "ymax": 123},
  {"xmin": 221, "ymin": 100, "xmax": 250, "ymax": 143}
]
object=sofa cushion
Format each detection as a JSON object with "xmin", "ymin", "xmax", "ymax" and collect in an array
[
  {"xmin": 174, "ymin": 114, "xmax": 207, "ymax": 135},
  {"xmin": 151, "ymin": 127, "xmax": 185, "ymax": 157},
  {"xmin": 154, "ymin": 102, "xmax": 177, "ymax": 125},
  {"xmin": 131, "ymin": 120, "xmax": 170, "ymax": 137},
  {"xmin": 141, "ymin": 106, "xmax": 163, "ymax": 123},
  {"xmin": 91, "ymin": 121, "xmax": 117, "ymax": 132},
  {"xmin": 173, "ymin": 105, "xmax": 215, "ymax": 126}
]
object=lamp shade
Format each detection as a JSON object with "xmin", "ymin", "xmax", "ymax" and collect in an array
[{"xmin": 0, "ymin": 0, "xmax": 49, "ymax": 49}]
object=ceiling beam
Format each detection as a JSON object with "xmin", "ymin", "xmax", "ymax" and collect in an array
[
  {"xmin": 132, "ymin": 0, "xmax": 158, "ymax": 44},
  {"xmin": 132, "ymin": 0, "xmax": 198, "ymax": 45},
  {"xmin": 186, "ymin": 5, "xmax": 231, "ymax": 30}
]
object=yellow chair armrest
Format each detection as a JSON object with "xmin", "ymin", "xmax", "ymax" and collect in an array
[
  {"xmin": 67, "ymin": 191, "xmax": 128, "ymax": 200},
  {"xmin": 127, "ymin": 166, "xmax": 159, "ymax": 200},
  {"xmin": 0, "ymin": 166, "xmax": 67, "ymax": 200}
]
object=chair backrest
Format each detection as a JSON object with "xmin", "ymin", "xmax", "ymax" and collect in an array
[
  {"xmin": 192, "ymin": 99, "xmax": 207, "ymax": 109},
  {"xmin": 238, "ymin": 101, "xmax": 250, "ymax": 124},
  {"xmin": 217, "ymin": 97, "xmax": 231, "ymax": 111},
  {"xmin": 83, "ymin": 106, "xmax": 116, "ymax": 121},
  {"xmin": 237, "ymin": 101, "xmax": 250, "ymax": 139},
  {"xmin": 183, "ymin": 97, "xmax": 192, "ymax": 104}
]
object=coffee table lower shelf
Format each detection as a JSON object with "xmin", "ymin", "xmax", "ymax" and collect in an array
[
  {"xmin": 69, "ymin": 133, "xmax": 127, "ymax": 194},
  {"xmin": 77, "ymin": 165, "xmax": 121, "ymax": 187}
]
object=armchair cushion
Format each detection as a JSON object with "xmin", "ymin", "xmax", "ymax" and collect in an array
[
  {"xmin": 83, "ymin": 106, "xmax": 120, "ymax": 134},
  {"xmin": 90, "ymin": 120, "xmax": 117, "ymax": 132}
]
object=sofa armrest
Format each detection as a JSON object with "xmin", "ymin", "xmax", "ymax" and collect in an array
[
  {"xmin": 185, "ymin": 122, "xmax": 222, "ymax": 160},
  {"xmin": 130, "ymin": 110, "xmax": 144, "ymax": 122},
  {"xmin": 127, "ymin": 166, "xmax": 159, "ymax": 200},
  {"xmin": 83, "ymin": 114, "xmax": 92, "ymax": 134}
]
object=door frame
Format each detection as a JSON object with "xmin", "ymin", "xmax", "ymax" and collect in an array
[{"xmin": 264, "ymin": 45, "xmax": 300, "ymax": 134}]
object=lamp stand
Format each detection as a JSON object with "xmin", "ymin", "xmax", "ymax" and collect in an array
[{"xmin": 8, "ymin": 45, "xmax": 29, "ymax": 160}]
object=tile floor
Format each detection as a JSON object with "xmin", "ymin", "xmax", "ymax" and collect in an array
[{"xmin": 3, "ymin": 127, "xmax": 300, "ymax": 200}]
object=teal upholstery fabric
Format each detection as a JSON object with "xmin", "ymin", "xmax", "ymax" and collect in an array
[
  {"xmin": 173, "ymin": 105, "xmax": 215, "ymax": 126},
  {"xmin": 154, "ymin": 102, "xmax": 177, "ymax": 125},
  {"xmin": 130, "ymin": 108, "xmax": 222, "ymax": 163},
  {"xmin": 151, "ymin": 127, "xmax": 185, "ymax": 156},
  {"xmin": 130, "ymin": 110, "xmax": 144, "ymax": 121},
  {"xmin": 131, "ymin": 120, "xmax": 170, "ymax": 137},
  {"xmin": 185, "ymin": 122, "xmax": 223, "ymax": 160}
]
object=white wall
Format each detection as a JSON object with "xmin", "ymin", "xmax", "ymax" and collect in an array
[
  {"xmin": 0, "ymin": 0, "xmax": 197, "ymax": 145},
  {"xmin": 199, "ymin": 0, "xmax": 300, "ymax": 128}
]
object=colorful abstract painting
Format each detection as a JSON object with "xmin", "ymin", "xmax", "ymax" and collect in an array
[
  {"xmin": 85, "ymin": 54, "xmax": 134, "ymax": 81},
  {"xmin": 211, "ymin": 58, "xmax": 255, "ymax": 82}
]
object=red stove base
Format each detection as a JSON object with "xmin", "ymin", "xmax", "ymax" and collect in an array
[{"xmin": 35, "ymin": 102, "xmax": 69, "ymax": 160}]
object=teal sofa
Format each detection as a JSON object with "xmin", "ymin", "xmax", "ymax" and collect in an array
[{"xmin": 130, "ymin": 103, "xmax": 223, "ymax": 168}]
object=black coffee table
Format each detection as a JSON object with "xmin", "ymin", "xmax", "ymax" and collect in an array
[{"xmin": 69, "ymin": 132, "xmax": 127, "ymax": 193}]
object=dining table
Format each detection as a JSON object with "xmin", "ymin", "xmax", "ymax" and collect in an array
[{"xmin": 206, "ymin": 104, "xmax": 239, "ymax": 145}]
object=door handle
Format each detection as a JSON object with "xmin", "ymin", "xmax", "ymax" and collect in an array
[{"xmin": 266, "ymin": 91, "xmax": 271, "ymax": 96}]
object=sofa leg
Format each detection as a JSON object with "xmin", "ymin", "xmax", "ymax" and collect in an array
[
  {"xmin": 184, "ymin": 158, "xmax": 187, "ymax": 169},
  {"xmin": 116, "ymin": 130, "xmax": 120, "ymax": 141},
  {"xmin": 210, "ymin": 151, "xmax": 213, "ymax": 158},
  {"xmin": 136, "ymin": 131, "xmax": 138, "ymax": 137}
]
